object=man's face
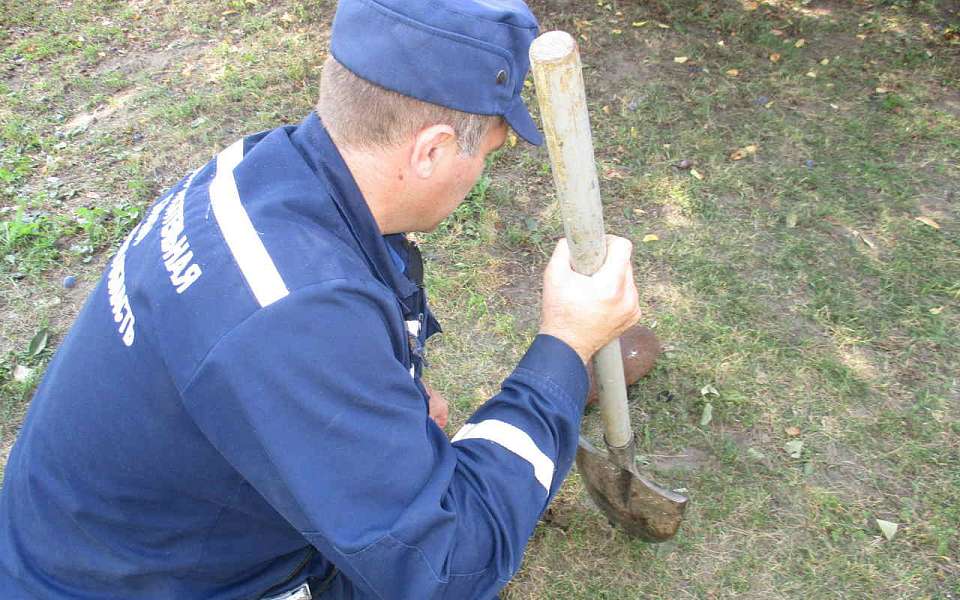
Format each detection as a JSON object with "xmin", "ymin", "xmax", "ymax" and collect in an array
[{"xmin": 414, "ymin": 120, "xmax": 508, "ymax": 232}]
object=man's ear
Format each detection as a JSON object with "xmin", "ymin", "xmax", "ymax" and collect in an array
[{"xmin": 410, "ymin": 124, "xmax": 457, "ymax": 179}]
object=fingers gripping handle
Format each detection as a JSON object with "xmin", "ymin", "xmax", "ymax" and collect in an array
[{"xmin": 530, "ymin": 31, "xmax": 633, "ymax": 451}]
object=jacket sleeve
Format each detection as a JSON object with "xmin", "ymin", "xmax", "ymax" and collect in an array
[{"xmin": 181, "ymin": 278, "xmax": 589, "ymax": 599}]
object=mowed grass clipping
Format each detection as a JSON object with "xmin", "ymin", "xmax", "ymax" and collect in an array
[{"xmin": 2, "ymin": 0, "xmax": 959, "ymax": 598}]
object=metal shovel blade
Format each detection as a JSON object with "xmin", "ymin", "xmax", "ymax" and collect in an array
[{"xmin": 576, "ymin": 436, "xmax": 688, "ymax": 542}]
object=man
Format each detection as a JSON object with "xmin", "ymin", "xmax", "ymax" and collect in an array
[{"xmin": 0, "ymin": 0, "xmax": 640, "ymax": 598}]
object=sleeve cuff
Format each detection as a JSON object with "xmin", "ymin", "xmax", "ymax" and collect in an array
[{"xmin": 516, "ymin": 334, "xmax": 590, "ymax": 410}]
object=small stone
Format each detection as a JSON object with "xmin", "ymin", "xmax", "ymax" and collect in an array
[
  {"xmin": 804, "ymin": 159, "xmax": 815, "ymax": 168},
  {"xmin": 753, "ymin": 95, "xmax": 770, "ymax": 106},
  {"xmin": 63, "ymin": 275, "xmax": 77, "ymax": 289},
  {"xmin": 627, "ymin": 99, "xmax": 639, "ymax": 111},
  {"xmin": 677, "ymin": 159, "xmax": 692, "ymax": 170}
]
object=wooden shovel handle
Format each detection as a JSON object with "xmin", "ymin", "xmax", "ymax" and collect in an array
[{"xmin": 530, "ymin": 31, "xmax": 633, "ymax": 450}]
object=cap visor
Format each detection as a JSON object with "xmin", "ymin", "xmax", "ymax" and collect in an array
[{"xmin": 505, "ymin": 99, "xmax": 544, "ymax": 146}]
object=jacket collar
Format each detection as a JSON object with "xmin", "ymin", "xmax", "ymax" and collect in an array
[{"xmin": 290, "ymin": 112, "xmax": 418, "ymax": 301}]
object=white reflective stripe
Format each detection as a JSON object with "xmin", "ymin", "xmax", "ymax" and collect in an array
[
  {"xmin": 451, "ymin": 419, "xmax": 554, "ymax": 493},
  {"xmin": 209, "ymin": 139, "xmax": 289, "ymax": 307}
]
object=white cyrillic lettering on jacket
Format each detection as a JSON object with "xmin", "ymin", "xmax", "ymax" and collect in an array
[
  {"xmin": 451, "ymin": 419, "xmax": 554, "ymax": 493},
  {"xmin": 106, "ymin": 224, "xmax": 141, "ymax": 347},
  {"xmin": 133, "ymin": 195, "xmax": 171, "ymax": 247},
  {"xmin": 209, "ymin": 139, "xmax": 289, "ymax": 307},
  {"xmin": 160, "ymin": 170, "xmax": 203, "ymax": 294}
]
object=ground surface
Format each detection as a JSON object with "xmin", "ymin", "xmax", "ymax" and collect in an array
[{"xmin": 1, "ymin": 0, "xmax": 958, "ymax": 598}]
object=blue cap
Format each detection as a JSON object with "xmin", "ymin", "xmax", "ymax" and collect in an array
[{"xmin": 330, "ymin": 0, "xmax": 544, "ymax": 146}]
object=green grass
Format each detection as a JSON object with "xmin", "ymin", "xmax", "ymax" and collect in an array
[{"xmin": 2, "ymin": 0, "xmax": 959, "ymax": 597}]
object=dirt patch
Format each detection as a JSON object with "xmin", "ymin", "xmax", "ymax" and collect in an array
[
  {"xmin": 61, "ymin": 86, "xmax": 139, "ymax": 135},
  {"xmin": 650, "ymin": 445, "xmax": 713, "ymax": 472}
]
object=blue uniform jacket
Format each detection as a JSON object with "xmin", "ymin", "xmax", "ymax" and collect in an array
[{"xmin": 0, "ymin": 113, "xmax": 589, "ymax": 599}]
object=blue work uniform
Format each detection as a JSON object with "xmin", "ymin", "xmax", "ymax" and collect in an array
[{"xmin": 0, "ymin": 113, "xmax": 589, "ymax": 599}]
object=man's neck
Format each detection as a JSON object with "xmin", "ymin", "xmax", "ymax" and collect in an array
[{"xmin": 335, "ymin": 140, "xmax": 406, "ymax": 236}]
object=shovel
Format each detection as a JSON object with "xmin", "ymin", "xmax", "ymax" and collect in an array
[{"xmin": 529, "ymin": 31, "xmax": 688, "ymax": 542}]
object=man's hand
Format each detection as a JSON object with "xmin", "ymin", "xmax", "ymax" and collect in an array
[
  {"xmin": 538, "ymin": 236, "xmax": 642, "ymax": 364},
  {"xmin": 423, "ymin": 381, "xmax": 449, "ymax": 429}
]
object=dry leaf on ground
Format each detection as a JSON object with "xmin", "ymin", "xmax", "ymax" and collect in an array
[
  {"xmin": 915, "ymin": 216, "xmax": 940, "ymax": 229},
  {"xmin": 876, "ymin": 519, "xmax": 898, "ymax": 541},
  {"xmin": 729, "ymin": 144, "xmax": 758, "ymax": 161}
]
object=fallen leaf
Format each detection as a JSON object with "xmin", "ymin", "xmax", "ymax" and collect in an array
[
  {"xmin": 699, "ymin": 402, "xmax": 714, "ymax": 427},
  {"xmin": 771, "ymin": 28, "xmax": 785, "ymax": 37},
  {"xmin": 770, "ymin": 52, "xmax": 781, "ymax": 62},
  {"xmin": 674, "ymin": 56, "xmax": 689, "ymax": 64},
  {"xmin": 820, "ymin": 58, "xmax": 830, "ymax": 65},
  {"xmin": 27, "ymin": 328, "xmax": 50, "ymax": 358},
  {"xmin": 784, "ymin": 440, "xmax": 803, "ymax": 458},
  {"xmin": 700, "ymin": 384, "xmax": 719, "ymax": 397},
  {"xmin": 280, "ymin": 12, "xmax": 296, "ymax": 23},
  {"xmin": 915, "ymin": 216, "xmax": 940, "ymax": 229},
  {"xmin": 786, "ymin": 211, "xmax": 799, "ymax": 228},
  {"xmin": 656, "ymin": 22, "xmax": 671, "ymax": 29},
  {"xmin": 610, "ymin": 29, "xmax": 622, "ymax": 35},
  {"xmin": 726, "ymin": 68, "xmax": 740, "ymax": 76},
  {"xmin": 806, "ymin": 71, "xmax": 817, "ymax": 78},
  {"xmin": 876, "ymin": 519, "xmax": 898, "ymax": 541},
  {"xmin": 743, "ymin": 1, "xmax": 759, "ymax": 10},
  {"xmin": 929, "ymin": 306, "xmax": 944, "ymax": 315},
  {"xmin": 795, "ymin": 38, "xmax": 806, "ymax": 48},
  {"xmin": 729, "ymin": 144, "xmax": 758, "ymax": 161},
  {"xmin": 632, "ymin": 21, "xmax": 648, "ymax": 27},
  {"xmin": 603, "ymin": 168, "xmax": 624, "ymax": 180},
  {"xmin": 875, "ymin": 86, "xmax": 891, "ymax": 94},
  {"xmin": 601, "ymin": 105, "xmax": 611, "ymax": 114},
  {"xmin": 507, "ymin": 133, "xmax": 517, "ymax": 147},
  {"xmin": 13, "ymin": 365, "xmax": 33, "ymax": 383},
  {"xmin": 856, "ymin": 33, "xmax": 867, "ymax": 40},
  {"xmin": 690, "ymin": 168, "xmax": 704, "ymax": 180},
  {"xmin": 642, "ymin": 234, "xmax": 659, "ymax": 243},
  {"xmin": 785, "ymin": 426, "xmax": 801, "ymax": 437}
]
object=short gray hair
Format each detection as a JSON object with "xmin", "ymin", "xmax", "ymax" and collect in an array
[{"xmin": 317, "ymin": 56, "xmax": 501, "ymax": 156}]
